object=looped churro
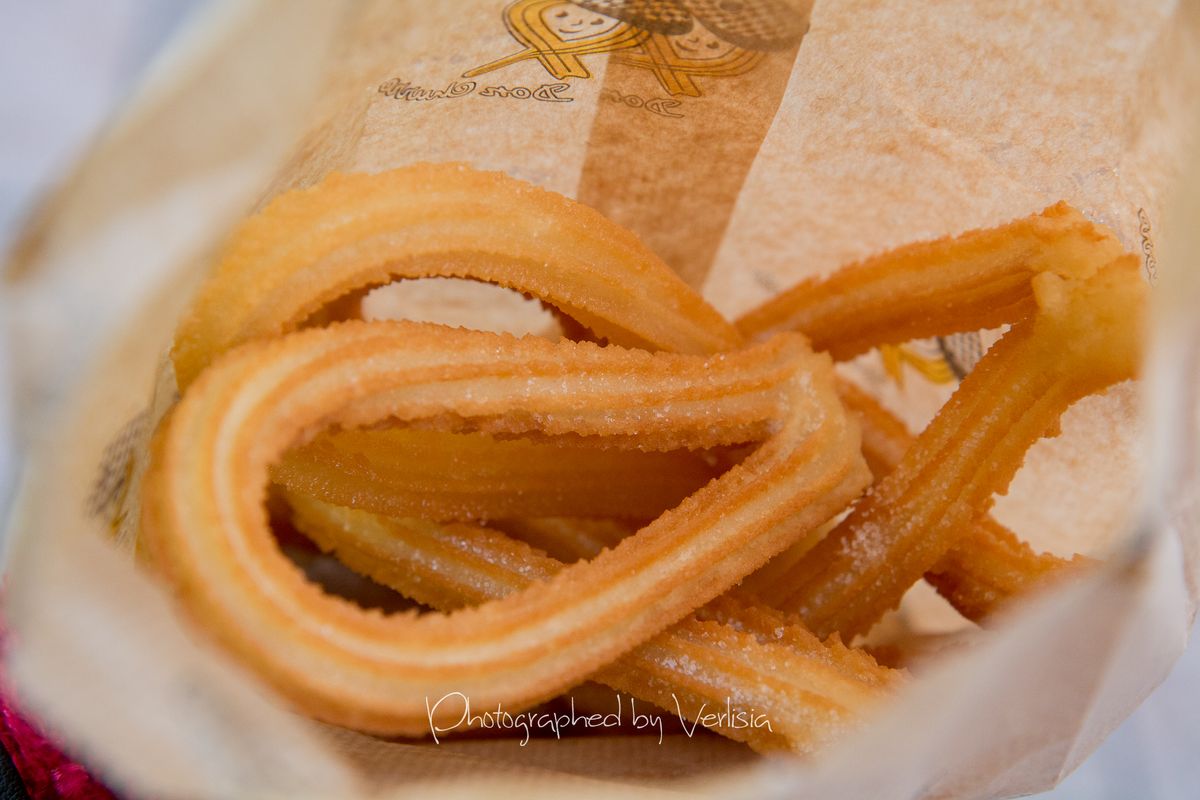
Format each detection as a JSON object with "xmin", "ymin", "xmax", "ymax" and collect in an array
[
  {"xmin": 288, "ymin": 494, "xmax": 901, "ymax": 754},
  {"xmin": 768, "ymin": 258, "xmax": 1144, "ymax": 639},
  {"xmin": 172, "ymin": 163, "xmax": 740, "ymax": 389},
  {"xmin": 734, "ymin": 205, "xmax": 1137, "ymax": 632},
  {"xmin": 141, "ymin": 320, "xmax": 868, "ymax": 734},
  {"xmin": 143, "ymin": 158, "xmax": 1145, "ymax": 757},
  {"xmin": 737, "ymin": 202, "xmax": 1124, "ymax": 358}
]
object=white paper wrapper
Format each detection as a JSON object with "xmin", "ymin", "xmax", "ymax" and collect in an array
[{"xmin": 3, "ymin": 1, "xmax": 1199, "ymax": 797}]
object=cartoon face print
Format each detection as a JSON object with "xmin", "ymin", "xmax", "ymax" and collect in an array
[
  {"xmin": 666, "ymin": 21, "xmax": 737, "ymax": 61},
  {"xmin": 540, "ymin": 2, "xmax": 623, "ymax": 42}
]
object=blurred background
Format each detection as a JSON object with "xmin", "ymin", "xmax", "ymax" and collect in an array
[{"xmin": 0, "ymin": 3, "xmax": 1196, "ymax": 798}]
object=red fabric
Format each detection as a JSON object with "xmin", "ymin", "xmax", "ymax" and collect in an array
[
  {"xmin": 0, "ymin": 693, "xmax": 118, "ymax": 800},
  {"xmin": 0, "ymin": 632, "xmax": 116, "ymax": 800}
]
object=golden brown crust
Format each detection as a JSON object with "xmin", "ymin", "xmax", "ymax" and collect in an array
[
  {"xmin": 146, "ymin": 162, "xmax": 1142, "ymax": 754},
  {"xmin": 768, "ymin": 259, "xmax": 1144, "ymax": 639},
  {"xmin": 835, "ymin": 379, "xmax": 1092, "ymax": 623},
  {"xmin": 289, "ymin": 496, "xmax": 900, "ymax": 754},
  {"xmin": 494, "ymin": 517, "xmax": 636, "ymax": 563},
  {"xmin": 924, "ymin": 518, "xmax": 1092, "ymax": 622},
  {"xmin": 273, "ymin": 428, "xmax": 717, "ymax": 522},
  {"xmin": 141, "ymin": 321, "xmax": 868, "ymax": 735},
  {"xmin": 736, "ymin": 201, "xmax": 1124, "ymax": 359},
  {"xmin": 172, "ymin": 164, "xmax": 741, "ymax": 389}
]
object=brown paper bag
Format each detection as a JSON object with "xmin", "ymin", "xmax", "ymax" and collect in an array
[{"xmin": 3, "ymin": 1, "xmax": 1199, "ymax": 797}]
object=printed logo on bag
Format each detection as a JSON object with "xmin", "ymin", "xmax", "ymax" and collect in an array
[
  {"xmin": 377, "ymin": 1, "xmax": 815, "ymax": 292},
  {"xmin": 87, "ymin": 410, "xmax": 150, "ymax": 536},
  {"xmin": 881, "ymin": 333, "xmax": 986, "ymax": 387},
  {"xmin": 464, "ymin": 0, "xmax": 808, "ymax": 97}
]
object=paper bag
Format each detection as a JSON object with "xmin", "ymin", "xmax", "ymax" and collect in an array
[{"xmin": 3, "ymin": 1, "xmax": 1199, "ymax": 797}]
